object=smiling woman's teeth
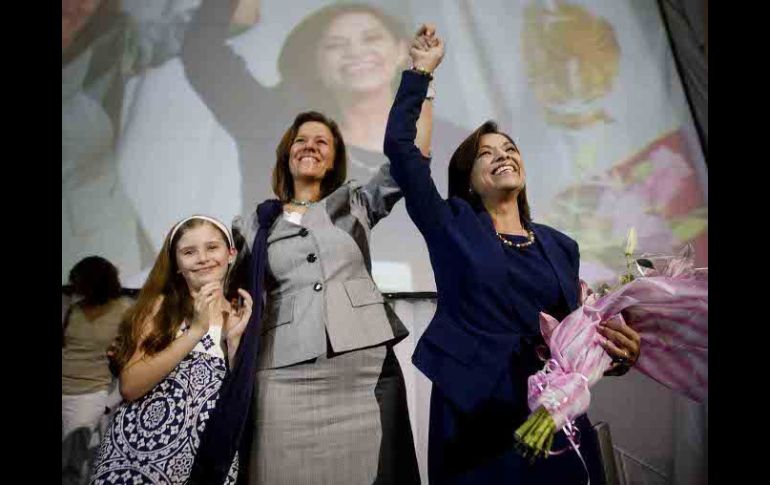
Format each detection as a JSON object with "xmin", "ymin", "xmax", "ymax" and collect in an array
[{"xmin": 493, "ymin": 166, "xmax": 515, "ymax": 175}]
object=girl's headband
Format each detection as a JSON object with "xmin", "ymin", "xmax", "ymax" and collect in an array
[{"xmin": 168, "ymin": 215, "xmax": 234, "ymax": 251}]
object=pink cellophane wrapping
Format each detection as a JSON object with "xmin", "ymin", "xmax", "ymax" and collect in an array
[{"xmin": 529, "ymin": 245, "xmax": 707, "ymax": 430}]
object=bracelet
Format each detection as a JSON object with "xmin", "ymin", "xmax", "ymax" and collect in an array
[{"xmin": 411, "ymin": 66, "xmax": 434, "ymax": 80}]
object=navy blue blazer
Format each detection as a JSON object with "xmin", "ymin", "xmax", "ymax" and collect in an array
[{"xmin": 384, "ymin": 70, "xmax": 581, "ymax": 414}]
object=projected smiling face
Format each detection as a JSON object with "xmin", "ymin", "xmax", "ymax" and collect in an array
[{"xmin": 316, "ymin": 11, "xmax": 407, "ymax": 96}]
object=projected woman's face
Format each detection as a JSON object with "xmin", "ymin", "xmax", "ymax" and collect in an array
[{"xmin": 316, "ymin": 12, "xmax": 407, "ymax": 96}]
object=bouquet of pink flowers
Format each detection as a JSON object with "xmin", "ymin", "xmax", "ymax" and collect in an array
[{"xmin": 514, "ymin": 235, "xmax": 707, "ymax": 460}]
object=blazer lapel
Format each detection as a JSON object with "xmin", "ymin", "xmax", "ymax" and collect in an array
[
  {"xmin": 477, "ymin": 210, "xmax": 506, "ymax": 258},
  {"xmin": 266, "ymin": 216, "xmax": 301, "ymax": 245},
  {"xmin": 531, "ymin": 224, "xmax": 578, "ymax": 311}
]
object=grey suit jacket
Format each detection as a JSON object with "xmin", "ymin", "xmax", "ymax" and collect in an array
[{"xmin": 234, "ymin": 162, "xmax": 409, "ymax": 369}]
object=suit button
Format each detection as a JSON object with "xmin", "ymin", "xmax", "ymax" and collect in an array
[
  {"xmin": 313, "ymin": 282, "xmax": 323, "ymax": 291},
  {"xmin": 299, "ymin": 228, "xmax": 309, "ymax": 237},
  {"xmin": 307, "ymin": 253, "xmax": 317, "ymax": 263}
]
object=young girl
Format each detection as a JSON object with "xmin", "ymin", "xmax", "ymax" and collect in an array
[{"xmin": 91, "ymin": 215, "xmax": 252, "ymax": 484}]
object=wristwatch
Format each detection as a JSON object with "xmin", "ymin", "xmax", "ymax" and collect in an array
[{"xmin": 411, "ymin": 65, "xmax": 434, "ymax": 80}]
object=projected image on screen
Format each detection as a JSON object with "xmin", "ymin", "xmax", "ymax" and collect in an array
[
  {"xmin": 62, "ymin": 0, "xmax": 707, "ymax": 293},
  {"xmin": 517, "ymin": 0, "xmax": 707, "ymax": 283},
  {"xmin": 179, "ymin": 0, "xmax": 467, "ymax": 291}
]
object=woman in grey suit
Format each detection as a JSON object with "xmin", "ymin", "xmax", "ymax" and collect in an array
[{"xmin": 238, "ymin": 110, "xmax": 423, "ymax": 484}]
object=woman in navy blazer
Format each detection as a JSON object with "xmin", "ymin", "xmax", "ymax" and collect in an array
[{"xmin": 384, "ymin": 26, "xmax": 642, "ymax": 484}]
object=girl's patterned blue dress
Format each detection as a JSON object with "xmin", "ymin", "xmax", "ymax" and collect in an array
[{"xmin": 90, "ymin": 324, "xmax": 238, "ymax": 484}]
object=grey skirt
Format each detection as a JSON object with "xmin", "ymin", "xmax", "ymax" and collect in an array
[{"xmin": 243, "ymin": 344, "xmax": 420, "ymax": 485}]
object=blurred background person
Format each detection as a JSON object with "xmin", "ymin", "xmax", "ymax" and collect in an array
[{"xmin": 62, "ymin": 256, "xmax": 132, "ymax": 483}]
